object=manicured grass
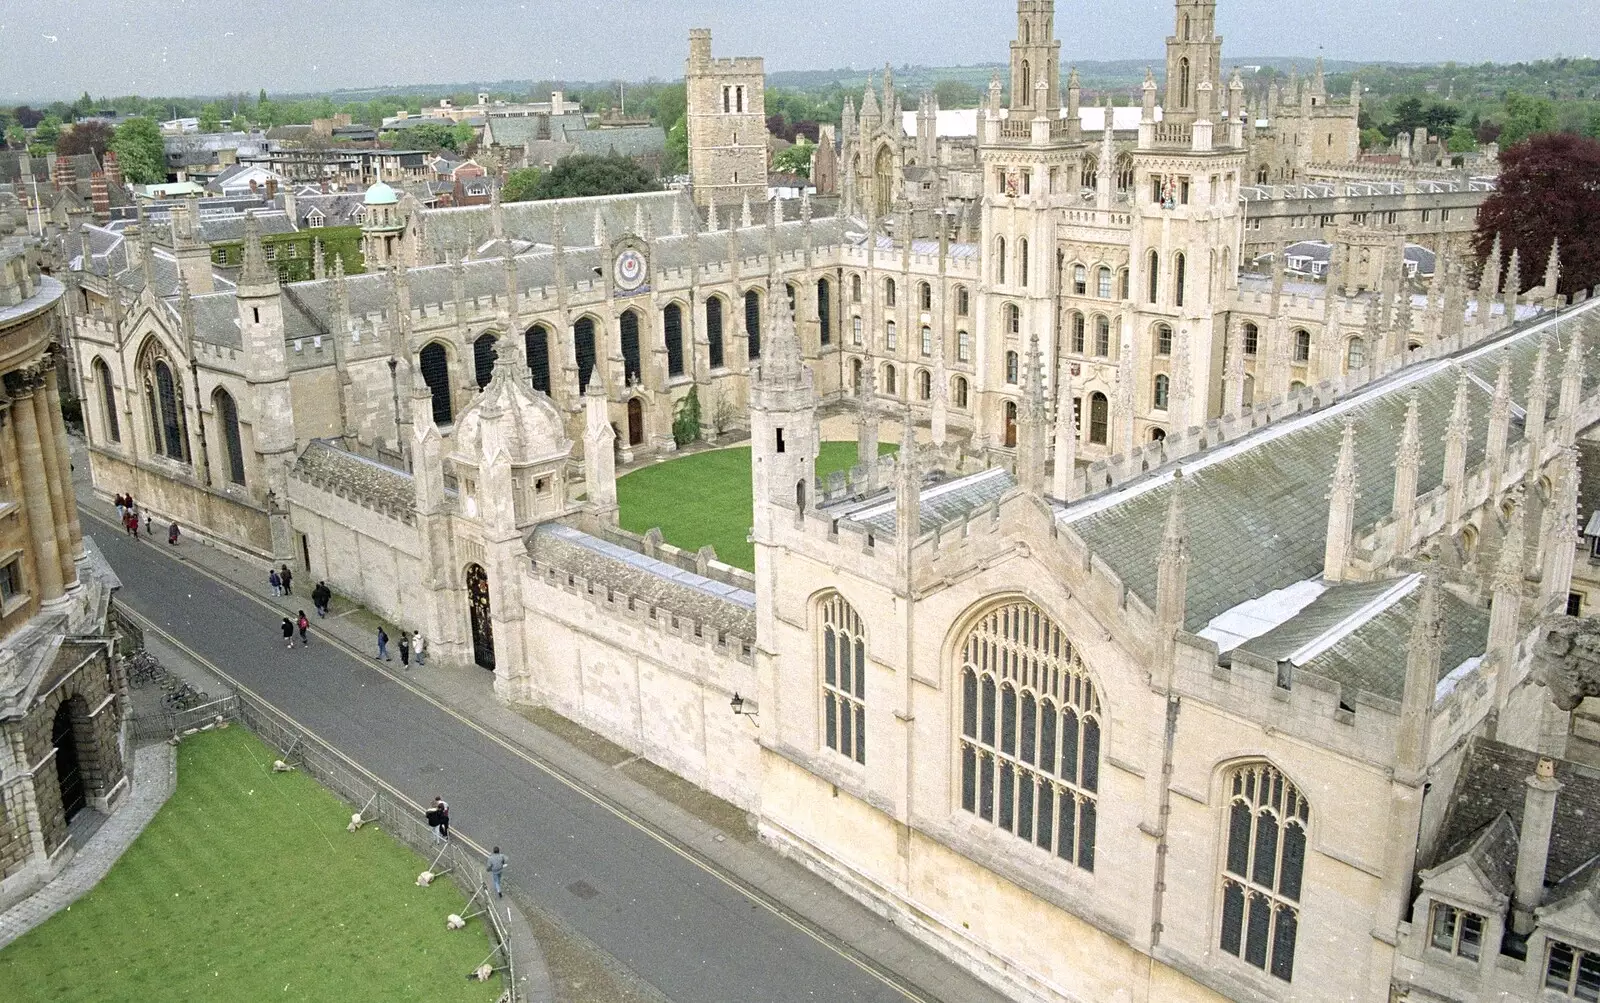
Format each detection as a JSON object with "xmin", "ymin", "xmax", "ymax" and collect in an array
[
  {"xmin": 618, "ymin": 441, "xmax": 895, "ymax": 573},
  {"xmin": 0, "ymin": 728, "xmax": 498, "ymax": 1003}
]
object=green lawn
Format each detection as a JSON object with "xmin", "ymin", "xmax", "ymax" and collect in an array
[
  {"xmin": 618, "ymin": 441, "xmax": 895, "ymax": 573},
  {"xmin": 0, "ymin": 728, "xmax": 499, "ymax": 1003}
]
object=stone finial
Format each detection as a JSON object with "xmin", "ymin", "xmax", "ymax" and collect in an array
[
  {"xmin": 1391, "ymin": 395, "xmax": 1421, "ymax": 553},
  {"xmin": 1051, "ymin": 357, "xmax": 1078, "ymax": 502},
  {"xmin": 756, "ymin": 277, "xmax": 805, "ymax": 388},
  {"xmin": 1494, "ymin": 488, "xmax": 1527, "ymax": 595},
  {"xmin": 1559, "ymin": 327, "xmax": 1586, "ymax": 431},
  {"xmin": 1323, "ymin": 420, "xmax": 1359, "ymax": 582},
  {"xmin": 1542, "ymin": 240, "xmax": 1561, "ymax": 298},
  {"xmin": 1481, "ymin": 232, "xmax": 1503, "ymax": 295},
  {"xmin": 1396, "ymin": 574, "xmax": 1443, "ymax": 780},
  {"xmin": 1526, "ymin": 335, "xmax": 1550, "ymax": 462},
  {"xmin": 239, "ymin": 211, "xmax": 277, "ymax": 289},
  {"xmin": 1443, "ymin": 366, "xmax": 1472, "ymax": 525},
  {"xmin": 1155, "ymin": 468, "xmax": 1190, "ymax": 632}
]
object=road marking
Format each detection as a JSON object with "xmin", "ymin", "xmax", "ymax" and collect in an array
[{"xmin": 88, "ymin": 511, "xmax": 939, "ymax": 1003}]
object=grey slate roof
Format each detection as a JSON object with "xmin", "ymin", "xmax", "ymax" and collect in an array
[
  {"xmin": 420, "ymin": 189, "xmax": 687, "ymax": 253},
  {"xmin": 841, "ymin": 467, "xmax": 1015, "ymax": 537},
  {"xmin": 1064, "ymin": 306, "xmax": 1596, "ymax": 634},
  {"xmin": 569, "ymin": 125, "xmax": 666, "ymax": 158},
  {"xmin": 529, "ymin": 523, "xmax": 756, "ymax": 639},
  {"xmin": 291, "ymin": 439, "xmax": 416, "ymax": 519}
]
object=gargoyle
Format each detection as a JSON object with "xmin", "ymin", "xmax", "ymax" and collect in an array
[{"xmin": 1534, "ymin": 616, "xmax": 1600, "ymax": 711}]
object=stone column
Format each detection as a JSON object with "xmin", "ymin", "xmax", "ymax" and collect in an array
[
  {"xmin": 43, "ymin": 363, "xmax": 84, "ymax": 561},
  {"xmin": 31, "ymin": 370, "xmax": 75, "ymax": 590},
  {"xmin": 12, "ymin": 381, "xmax": 65, "ymax": 602}
]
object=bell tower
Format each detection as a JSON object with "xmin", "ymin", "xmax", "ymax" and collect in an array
[
  {"xmin": 1010, "ymin": 1, "xmax": 1062, "ymax": 114},
  {"xmin": 1164, "ymin": 0, "xmax": 1223, "ymax": 125}
]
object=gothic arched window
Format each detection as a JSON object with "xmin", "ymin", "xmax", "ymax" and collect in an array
[
  {"xmin": 705, "ymin": 298, "xmax": 725, "ymax": 369},
  {"xmin": 1219, "ymin": 762, "xmax": 1309, "ymax": 982},
  {"xmin": 919, "ymin": 282, "xmax": 932, "ymax": 311},
  {"xmin": 93, "ymin": 357, "xmax": 119, "ymax": 443},
  {"xmin": 574, "ymin": 317, "xmax": 598, "ymax": 393},
  {"xmin": 1156, "ymin": 323, "xmax": 1174, "ymax": 357},
  {"xmin": 1089, "ymin": 392, "xmax": 1108, "ymax": 444},
  {"xmin": 954, "ymin": 376, "xmax": 969, "ymax": 409},
  {"xmin": 817, "ymin": 278, "xmax": 832, "ymax": 345},
  {"xmin": 663, "ymin": 304, "xmax": 685, "ymax": 378},
  {"xmin": 1006, "ymin": 303, "xmax": 1021, "ymax": 334},
  {"xmin": 884, "ymin": 363, "xmax": 897, "ymax": 396},
  {"xmin": 620, "ymin": 310, "xmax": 643, "ymax": 385},
  {"xmin": 1147, "ymin": 250, "xmax": 1160, "ymax": 304},
  {"xmin": 214, "ymin": 388, "xmax": 246, "ymax": 486},
  {"xmin": 419, "ymin": 342, "xmax": 453, "ymax": 425},
  {"xmin": 917, "ymin": 368, "xmax": 931, "ymax": 401},
  {"xmin": 1179, "ymin": 58, "xmax": 1192, "ymax": 109},
  {"xmin": 884, "ymin": 277, "xmax": 897, "ymax": 307},
  {"xmin": 959, "ymin": 599, "xmax": 1102, "ymax": 871},
  {"xmin": 473, "ymin": 333, "xmax": 498, "ymax": 390},
  {"xmin": 1243, "ymin": 322, "xmax": 1260, "ymax": 356},
  {"xmin": 1094, "ymin": 316, "xmax": 1111, "ymax": 357},
  {"xmin": 1070, "ymin": 312, "xmax": 1086, "ymax": 353},
  {"xmin": 995, "ymin": 237, "xmax": 1007, "ymax": 283},
  {"xmin": 1346, "ymin": 337, "xmax": 1366, "ymax": 372},
  {"xmin": 851, "ymin": 274, "xmax": 862, "ymax": 303},
  {"xmin": 1006, "ymin": 351, "xmax": 1019, "ymax": 385},
  {"xmin": 745, "ymin": 290, "xmax": 762, "ymax": 360},
  {"xmin": 526, "ymin": 323, "xmax": 552, "ymax": 394},
  {"xmin": 958, "ymin": 330, "xmax": 971, "ymax": 362},
  {"xmin": 143, "ymin": 352, "xmax": 189, "ymax": 463},
  {"xmin": 921, "ymin": 325, "xmax": 932, "ymax": 357},
  {"xmin": 1019, "ymin": 238, "xmax": 1030, "ymax": 287},
  {"xmin": 1097, "ymin": 267, "xmax": 1113, "ymax": 299},
  {"xmin": 1174, "ymin": 252, "xmax": 1187, "ymax": 308},
  {"xmin": 1154, "ymin": 374, "xmax": 1170, "ymax": 410},
  {"xmin": 1082, "ymin": 156, "xmax": 1098, "ymax": 190},
  {"xmin": 1294, "ymin": 329, "xmax": 1311, "ymax": 363},
  {"xmin": 819, "ymin": 592, "xmax": 867, "ymax": 764}
]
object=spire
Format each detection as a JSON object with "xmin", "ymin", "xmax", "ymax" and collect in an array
[
  {"xmin": 740, "ymin": 190, "xmax": 753, "ymax": 229},
  {"xmin": 1542, "ymin": 240, "xmax": 1561, "ymax": 299},
  {"xmin": 1323, "ymin": 420, "xmax": 1359, "ymax": 582},
  {"xmin": 1155, "ymin": 469, "xmax": 1190, "ymax": 634},
  {"xmin": 1559, "ymin": 327, "xmax": 1586, "ymax": 440},
  {"xmin": 1016, "ymin": 331, "xmax": 1047, "ymax": 496},
  {"xmin": 1395, "ymin": 575, "xmax": 1442, "ymax": 781},
  {"xmin": 1051, "ymin": 357, "xmax": 1078, "ymax": 501},
  {"xmin": 1481, "ymin": 232, "xmax": 1503, "ymax": 298},
  {"xmin": 895, "ymin": 408, "xmax": 921, "ymax": 556},
  {"xmin": 239, "ymin": 211, "xmax": 277, "ymax": 290},
  {"xmin": 1486, "ymin": 350, "xmax": 1514, "ymax": 488},
  {"xmin": 583, "ymin": 365, "xmax": 618, "ymax": 521},
  {"xmin": 1494, "ymin": 488, "xmax": 1527, "ymax": 596},
  {"xmin": 1526, "ymin": 335, "xmax": 1550, "ymax": 464},
  {"xmin": 1503, "ymin": 246, "xmax": 1522, "ymax": 320},
  {"xmin": 1443, "ymin": 366, "xmax": 1472, "ymax": 527},
  {"xmin": 1391, "ymin": 395, "xmax": 1421, "ymax": 556},
  {"xmin": 756, "ymin": 276, "xmax": 805, "ymax": 388}
]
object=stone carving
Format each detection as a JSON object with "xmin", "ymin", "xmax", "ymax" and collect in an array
[{"xmin": 1534, "ymin": 616, "xmax": 1600, "ymax": 711}]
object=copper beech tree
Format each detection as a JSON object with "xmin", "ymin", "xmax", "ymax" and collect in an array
[{"xmin": 1475, "ymin": 132, "xmax": 1600, "ymax": 300}]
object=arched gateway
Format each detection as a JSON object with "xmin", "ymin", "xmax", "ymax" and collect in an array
[{"xmin": 466, "ymin": 563, "xmax": 494, "ymax": 670}]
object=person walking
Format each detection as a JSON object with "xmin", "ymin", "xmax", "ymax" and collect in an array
[
  {"xmin": 269, "ymin": 568, "xmax": 282, "ymax": 597},
  {"xmin": 397, "ymin": 631, "xmax": 411, "ymax": 668},
  {"xmin": 281, "ymin": 617, "xmax": 294, "ymax": 649},
  {"xmin": 296, "ymin": 611, "xmax": 310, "ymax": 647},
  {"xmin": 424, "ymin": 799, "xmax": 446, "ymax": 842},
  {"xmin": 312, "ymin": 581, "xmax": 331, "ymax": 618},
  {"xmin": 142, "ymin": 513, "xmax": 152, "ymax": 538},
  {"xmin": 433, "ymin": 797, "xmax": 450, "ymax": 842},
  {"xmin": 124, "ymin": 511, "xmax": 138, "ymax": 538},
  {"xmin": 485, "ymin": 847, "xmax": 507, "ymax": 898},
  {"xmin": 412, "ymin": 631, "xmax": 426, "ymax": 667},
  {"xmin": 279, "ymin": 565, "xmax": 293, "ymax": 596},
  {"xmin": 167, "ymin": 521, "xmax": 180, "ymax": 545},
  {"xmin": 114, "ymin": 494, "xmax": 126, "ymax": 522},
  {"xmin": 376, "ymin": 626, "xmax": 390, "ymax": 661}
]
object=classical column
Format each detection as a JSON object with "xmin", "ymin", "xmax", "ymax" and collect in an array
[
  {"xmin": 12, "ymin": 378, "xmax": 65, "ymax": 602},
  {"xmin": 43, "ymin": 363, "xmax": 84, "ymax": 561},
  {"xmin": 30, "ymin": 369, "xmax": 74, "ymax": 589}
]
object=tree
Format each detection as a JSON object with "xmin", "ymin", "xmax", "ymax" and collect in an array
[
  {"xmin": 771, "ymin": 139, "xmax": 814, "ymax": 178},
  {"xmin": 653, "ymin": 84, "xmax": 685, "ymax": 130},
  {"xmin": 13, "ymin": 105, "xmax": 43, "ymax": 128},
  {"xmin": 110, "ymin": 117, "xmax": 166, "ymax": 184},
  {"xmin": 501, "ymin": 167, "xmax": 542, "ymax": 203},
  {"xmin": 672, "ymin": 386, "xmax": 701, "ymax": 447},
  {"xmin": 1422, "ymin": 103, "xmax": 1461, "ymax": 133},
  {"xmin": 1385, "ymin": 96, "xmax": 1425, "ymax": 138},
  {"xmin": 1499, "ymin": 91, "xmax": 1558, "ymax": 148},
  {"xmin": 663, "ymin": 117, "xmax": 688, "ymax": 175},
  {"xmin": 3, "ymin": 125, "xmax": 24, "ymax": 151},
  {"xmin": 528, "ymin": 153, "xmax": 656, "ymax": 200},
  {"xmin": 1474, "ymin": 132, "xmax": 1600, "ymax": 299},
  {"xmin": 56, "ymin": 119, "xmax": 113, "ymax": 158},
  {"xmin": 934, "ymin": 80, "xmax": 982, "ymax": 108},
  {"xmin": 198, "ymin": 103, "xmax": 223, "ymax": 133},
  {"xmin": 31, "ymin": 115, "xmax": 62, "ymax": 150},
  {"xmin": 1446, "ymin": 125, "xmax": 1477, "ymax": 153},
  {"xmin": 1360, "ymin": 127, "xmax": 1388, "ymax": 151},
  {"xmin": 398, "ymin": 122, "xmax": 461, "ymax": 152}
]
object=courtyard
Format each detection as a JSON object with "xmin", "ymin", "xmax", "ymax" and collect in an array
[{"xmin": 0, "ymin": 728, "xmax": 499, "ymax": 1002}]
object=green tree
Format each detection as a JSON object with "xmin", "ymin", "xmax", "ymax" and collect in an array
[
  {"xmin": 1360, "ymin": 127, "xmax": 1388, "ymax": 151},
  {"xmin": 1422, "ymin": 103, "xmax": 1461, "ymax": 133},
  {"xmin": 451, "ymin": 121, "xmax": 476, "ymax": 153},
  {"xmin": 4, "ymin": 125, "xmax": 25, "ymax": 150},
  {"xmin": 528, "ymin": 153, "xmax": 657, "ymax": 200},
  {"xmin": 1500, "ymin": 91, "xmax": 1558, "ymax": 148},
  {"xmin": 198, "ymin": 103, "xmax": 223, "ymax": 133},
  {"xmin": 672, "ymin": 386, "xmax": 701, "ymax": 447},
  {"xmin": 771, "ymin": 138, "xmax": 815, "ymax": 178},
  {"xmin": 32, "ymin": 115, "xmax": 62, "ymax": 150},
  {"xmin": 1447, "ymin": 125, "xmax": 1477, "ymax": 153},
  {"xmin": 110, "ymin": 117, "xmax": 166, "ymax": 184},
  {"xmin": 933, "ymin": 80, "xmax": 982, "ymax": 108},
  {"xmin": 501, "ymin": 167, "xmax": 542, "ymax": 202},
  {"xmin": 1385, "ymin": 96, "xmax": 1425, "ymax": 138},
  {"xmin": 653, "ymin": 84, "xmax": 686, "ymax": 129},
  {"xmin": 398, "ymin": 122, "xmax": 460, "ymax": 151},
  {"xmin": 663, "ymin": 117, "xmax": 688, "ymax": 175}
]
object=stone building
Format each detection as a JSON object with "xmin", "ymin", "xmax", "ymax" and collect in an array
[
  {"xmin": 0, "ymin": 196, "xmax": 126, "ymax": 912},
  {"xmin": 685, "ymin": 29, "xmax": 769, "ymax": 210}
]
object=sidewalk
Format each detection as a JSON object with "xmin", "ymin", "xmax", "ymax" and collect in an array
[{"xmin": 72, "ymin": 441, "xmax": 1014, "ymax": 1003}]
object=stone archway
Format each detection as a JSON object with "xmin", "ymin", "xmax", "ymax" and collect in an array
[
  {"xmin": 52, "ymin": 700, "xmax": 87, "ymax": 823},
  {"xmin": 465, "ymin": 563, "xmax": 494, "ymax": 671},
  {"xmin": 626, "ymin": 397, "xmax": 645, "ymax": 447}
]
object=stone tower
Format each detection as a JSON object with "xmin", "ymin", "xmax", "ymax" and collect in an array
[
  {"xmin": 235, "ymin": 213, "xmax": 296, "ymax": 561},
  {"xmin": 685, "ymin": 29, "xmax": 769, "ymax": 211},
  {"xmin": 1010, "ymin": 1, "xmax": 1062, "ymax": 114},
  {"xmin": 1163, "ymin": 0, "xmax": 1223, "ymax": 125},
  {"xmin": 749, "ymin": 276, "xmax": 816, "ymax": 538}
]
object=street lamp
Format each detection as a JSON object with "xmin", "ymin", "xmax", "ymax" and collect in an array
[{"xmin": 729, "ymin": 692, "xmax": 757, "ymax": 719}]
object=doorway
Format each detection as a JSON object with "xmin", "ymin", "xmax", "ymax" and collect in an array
[
  {"xmin": 627, "ymin": 397, "xmax": 644, "ymax": 447},
  {"xmin": 466, "ymin": 563, "xmax": 495, "ymax": 670},
  {"xmin": 52, "ymin": 701, "xmax": 87, "ymax": 823}
]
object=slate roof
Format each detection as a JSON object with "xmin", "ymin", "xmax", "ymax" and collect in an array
[
  {"xmin": 419, "ymin": 189, "xmax": 689, "ymax": 253},
  {"xmin": 569, "ymin": 125, "xmax": 666, "ymax": 158},
  {"xmin": 528, "ymin": 523, "xmax": 756, "ymax": 639},
  {"xmin": 839, "ymin": 466, "xmax": 1016, "ymax": 537},
  {"xmin": 1063, "ymin": 304, "xmax": 1598, "ymax": 635},
  {"xmin": 1577, "ymin": 440, "xmax": 1600, "ymax": 538},
  {"xmin": 291, "ymin": 439, "xmax": 416, "ymax": 519},
  {"xmin": 1432, "ymin": 738, "xmax": 1600, "ymax": 894}
]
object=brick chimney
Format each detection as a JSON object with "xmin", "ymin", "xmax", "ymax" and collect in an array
[
  {"xmin": 52, "ymin": 155, "xmax": 75, "ymax": 193},
  {"xmin": 266, "ymin": 177, "xmax": 277, "ymax": 200},
  {"xmin": 90, "ymin": 171, "xmax": 109, "ymax": 219},
  {"xmin": 103, "ymin": 149, "xmax": 123, "ymax": 189}
]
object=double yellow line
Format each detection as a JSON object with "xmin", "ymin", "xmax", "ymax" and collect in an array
[{"xmin": 87, "ymin": 510, "xmax": 939, "ymax": 1003}]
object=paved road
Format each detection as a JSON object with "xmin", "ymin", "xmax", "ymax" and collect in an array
[{"xmin": 93, "ymin": 523, "xmax": 927, "ymax": 1003}]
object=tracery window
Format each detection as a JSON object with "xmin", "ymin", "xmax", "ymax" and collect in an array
[
  {"xmin": 1293, "ymin": 329, "xmax": 1311, "ymax": 363},
  {"xmin": 745, "ymin": 290, "xmax": 762, "ymax": 360},
  {"xmin": 215, "ymin": 388, "xmax": 246, "ymax": 486},
  {"xmin": 142, "ymin": 351, "xmax": 189, "ymax": 463},
  {"xmin": 474, "ymin": 332, "xmax": 498, "ymax": 389},
  {"xmin": 663, "ymin": 305, "xmax": 685, "ymax": 378},
  {"xmin": 1346, "ymin": 337, "xmax": 1365, "ymax": 372},
  {"xmin": 959, "ymin": 600, "xmax": 1101, "ymax": 872},
  {"xmin": 93, "ymin": 357, "xmax": 119, "ymax": 443},
  {"xmin": 705, "ymin": 298, "xmax": 725, "ymax": 369},
  {"xmin": 919, "ymin": 282, "xmax": 932, "ymax": 311},
  {"xmin": 419, "ymin": 342, "xmax": 453, "ymax": 425},
  {"xmin": 1219, "ymin": 762, "xmax": 1309, "ymax": 983},
  {"xmin": 819, "ymin": 593, "xmax": 867, "ymax": 764}
]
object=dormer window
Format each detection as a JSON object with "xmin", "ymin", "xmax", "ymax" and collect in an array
[
  {"xmin": 1428, "ymin": 903, "xmax": 1484, "ymax": 962},
  {"xmin": 1546, "ymin": 941, "xmax": 1600, "ymax": 999}
]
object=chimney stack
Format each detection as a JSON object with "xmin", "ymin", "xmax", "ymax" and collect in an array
[
  {"xmin": 52, "ymin": 155, "xmax": 75, "ymax": 193},
  {"xmin": 90, "ymin": 171, "xmax": 109, "ymax": 219},
  {"xmin": 102, "ymin": 149, "xmax": 123, "ymax": 189},
  {"xmin": 1512, "ymin": 757, "xmax": 1563, "ymax": 936}
]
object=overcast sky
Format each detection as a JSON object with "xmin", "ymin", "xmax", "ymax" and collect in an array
[{"xmin": 0, "ymin": 0, "xmax": 1585, "ymax": 103}]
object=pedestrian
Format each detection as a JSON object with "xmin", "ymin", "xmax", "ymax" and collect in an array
[
  {"xmin": 376, "ymin": 626, "xmax": 390, "ymax": 661},
  {"xmin": 114, "ymin": 493, "xmax": 126, "ymax": 522},
  {"xmin": 432, "ymin": 797, "xmax": 450, "ymax": 842},
  {"xmin": 167, "ymin": 521, "xmax": 180, "ymax": 545},
  {"xmin": 123, "ymin": 511, "xmax": 137, "ymax": 538},
  {"xmin": 281, "ymin": 617, "xmax": 294, "ymax": 649},
  {"xmin": 412, "ymin": 630, "xmax": 426, "ymax": 667},
  {"xmin": 312, "ymin": 581, "xmax": 331, "ymax": 618},
  {"xmin": 296, "ymin": 610, "xmax": 310, "ymax": 647},
  {"xmin": 269, "ymin": 568, "xmax": 282, "ymax": 597},
  {"xmin": 398, "ymin": 631, "xmax": 411, "ymax": 668},
  {"xmin": 485, "ymin": 846, "xmax": 507, "ymax": 898},
  {"xmin": 279, "ymin": 565, "xmax": 293, "ymax": 596},
  {"xmin": 142, "ymin": 513, "xmax": 151, "ymax": 538},
  {"xmin": 424, "ymin": 800, "xmax": 446, "ymax": 842}
]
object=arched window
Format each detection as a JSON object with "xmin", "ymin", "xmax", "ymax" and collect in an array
[
  {"xmin": 1004, "ymin": 400, "xmax": 1018, "ymax": 447},
  {"xmin": 1021, "ymin": 60, "xmax": 1032, "ymax": 104},
  {"xmin": 995, "ymin": 237, "xmax": 1007, "ymax": 283},
  {"xmin": 1147, "ymin": 250, "xmax": 1160, "ymax": 304},
  {"xmin": 1070, "ymin": 312, "xmax": 1086, "ymax": 353},
  {"xmin": 920, "ymin": 325, "xmax": 933, "ymax": 357},
  {"xmin": 1073, "ymin": 264, "xmax": 1087, "ymax": 295},
  {"xmin": 473, "ymin": 333, "xmax": 498, "ymax": 389},
  {"xmin": 954, "ymin": 376, "xmax": 969, "ymax": 409},
  {"xmin": 1006, "ymin": 303, "xmax": 1021, "ymax": 334},
  {"xmin": 956, "ymin": 286, "xmax": 970, "ymax": 316},
  {"xmin": 1019, "ymin": 238, "xmax": 1030, "ymax": 287},
  {"xmin": 1219, "ymin": 762, "xmax": 1309, "ymax": 982},
  {"xmin": 745, "ymin": 290, "xmax": 762, "ymax": 360},
  {"xmin": 817, "ymin": 278, "xmax": 832, "ymax": 345},
  {"xmin": 1097, "ymin": 267, "xmax": 1112, "ymax": 299},
  {"xmin": 145, "ymin": 357, "xmax": 188, "ymax": 462},
  {"xmin": 1156, "ymin": 323, "xmax": 1173, "ymax": 357},
  {"xmin": 620, "ymin": 310, "xmax": 643, "ymax": 385},
  {"xmin": 1346, "ymin": 337, "xmax": 1366, "ymax": 372},
  {"xmin": 884, "ymin": 277, "xmax": 896, "ymax": 307},
  {"xmin": 705, "ymin": 298, "xmax": 725, "ymax": 369},
  {"xmin": 1082, "ymin": 155, "xmax": 1098, "ymax": 190},
  {"xmin": 1151, "ymin": 427, "xmax": 1167, "ymax": 442},
  {"xmin": 214, "ymin": 388, "xmax": 245, "ymax": 486},
  {"xmin": 1179, "ymin": 58, "xmax": 1191, "ymax": 109},
  {"xmin": 885, "ymin": 320, "xmax": 897, "ymax": 351},
  {"xmin": 785, "ymin": 282, "xmax": 797, "ymax": 318},
  {"xmin": 917, "ymin": 368, "xmax": 931, "ymax": 401},
  {"xmin": 1174, "ymin": 252, "xmax": 1187, "ymax": 308},
  {"xmin": 93, "ymin": 357, "xmax": 119, "ymax": 443},
  {"xmin": 959, "ymin": 599, "xmax": 1101, "ymax": 871},
  {"xmin": 851, "ymin": 357, "xmax": 863, "ymax": 395},
  {"xmin": 663, "ymin": 304, "xmax": 685, "ymax": 378},
  {"xmin": 819, "ymin": 593, "xmax": 867, "ymax": 764},
  {"xmin": 1006, "ymin": 351, "xmax": 1019, "ymax": 385},
  {"xmin": 884, "ymin": 364, "xmax": 898, "ymax": 396},
  {"xmin": 1117, "ymin": 268, "xmax": 1130, "ymax": 300},
  {"xmin": 1094, "ymin": 316, "xmax": 1111, "ymax": 357},
  {"xmin": 1293, "ymin": 329, "xmax": 1311, "ymax": 363},
  {"xmin": 852, "ymin": 316, "xmax": 864, "ymax": 346},
  {"xmin": 958, "ymin": 330, "xmax": 971, "ymax": 362},
  {"xmin": 919, "ymin": 282, "xmax": 932, "ymax": 311},
  {"xmin": 525, "ymin": 323, "xmax": 552, "ymax": 394},
  {"xmin": 851, "ymin": 274, "xmax": 862, "ymax": 303},
  {"xmin": 574, "ymin": 317, "xmax": 597, "ymax": 393},
  {"xmin": 1089, "ymin": 392, "xmax": 1108, "ymax": 445},
  {"xmin": 1115, "ymin": 155, "xmax": 1134, "ymax": 192},
  {"xmin": 1154, "ymin": 374, "xmax": 1170, "ymax": 410},
  {"xmin": 1243, "ymin": 322, "xmax": 1259, "ymax": 356},
  {"xmin": 419, "ymin": 342, "xmax": 453, "ymax": 425}
]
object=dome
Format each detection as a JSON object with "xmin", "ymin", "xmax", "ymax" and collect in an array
[
  {"xmin": 448, "ymin": 369, "xmax": 571, "ymax": 470},
  {"xmin": 363, "ymin": 181, "xmax": 398, "ymax": 206}
]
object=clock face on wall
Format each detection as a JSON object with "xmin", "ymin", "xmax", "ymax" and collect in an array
[{"xmin": 613, "ymin": 248, "xmax": 647, "ymax": 291}]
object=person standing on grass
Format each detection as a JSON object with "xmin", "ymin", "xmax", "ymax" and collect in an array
[
  {"xmin": 377, "ymin": 626, "xmax": 390, "ymax": 661},
  {"xmin": 485, "ymin": 847, "xmax": 507, "ymax": 898},
  {"xmin": 281, "ymin": 617, "xmax": 294, "ymax": 650},
  {"xmin": 296, "ymin": 611, "xmax": 310, "ymax": 647},
  {"xmin": 312, "ymin": 581, "xmax": 331, "ymax": 618},
  {"xmin": 279, "ymin": 564, "xmax": 293, "ymax": 596},
  {"xmin": 412, "ymin": 630, "xmax": 426, "ymax": 667},
  {"xmin": 269, "ymin": 568, "xmax": 282, "ymax": 597},
  {"xmin": 398, "ymin": 631, "xmax": 411, "ymax": 668}
]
